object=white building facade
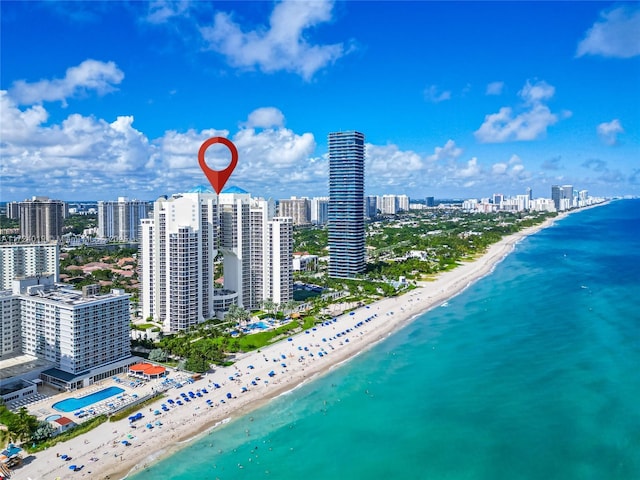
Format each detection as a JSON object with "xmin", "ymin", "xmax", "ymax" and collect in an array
[
  {"xmin": 1, "ymin": 276, "xmax": 132, "ymax": 390},
  {"xmin": 310, "ymin": 197, "xmax": 329, "ymax": 225},
  {"xmin": 141, "ymin": 188, "xmax": 293, "ymax": 333},
  {"xmin": 278, "ymin": 197, "xmax": 310, "ymax": 226},
  {"xmin": 140, "ymin": 191, "xmax": 217, "ymax": 332},
  {"xmin": 98, "ymin": 197, "xmax": 151, "ymax": 241},
  {"xmin": 0, "ymin": 242, "xmax": 59, "ymax": 291}
]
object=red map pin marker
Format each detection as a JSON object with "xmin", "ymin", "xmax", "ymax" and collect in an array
[{"xmin": 198, "ymin": 137, "xmax": 238, "ymax": 194}]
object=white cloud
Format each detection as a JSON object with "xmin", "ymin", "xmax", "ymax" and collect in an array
[
  {"xmin": 366, "ymin": 144, "xmax": 424, "ymax": 187},
  {"xmin": 153, "ymin": 128, "xmax": 229, "ymax": 171},
  {"xmin": 0, "ymin": 91, "xmax": 154, "ymax": 197},
  {"xmin": 475, "ymin": 105, "xmax": 558, "ymax": 143},
  {"xmin": 0, "ymin": 89, "xmax": 324, "ymax": 198},
  {"xmin": 423, "ymin": 85, "xmax": 451, "ymax": 103},
  {"xmin": 492, "ymin": 163, "xmax": 508, "ymax": 175},
  {"xmin": 200, "ymin": 0, "xmax": 346, "ymax": 80},
  {"xmin": 597, "ymin": 119, "xmax": 624, "ymax": 145},
  {"xmin": 0, "ymin": 89, "xmax": 541, "ymax": 199},
  {"xmin": 426, "ymin": 139, "xmax": 463, "ymax": 162},
  {"xmin": 233, "ymin": 127, "xmax": 315, "ymax": 169},
  {"xmin": 491, "ymin": 155, "xmax": 529, "ymax": 180},
  {"xmin": 456, "ymin": 157, "xmax": 481, "ymax": 179},
  {"xmin": 577, "ymin": 6, "xmax": 640, "ymax": 58},
  {"xmin": 519, "ymin": 80, "xmax": 554, "ymax": 105},
  {"xmin": 145, "ymin": 0, "xmax": 191, "ymax": 24},
  {"xmin": 8, "ymin": 59, "xmax": 124, "ymax": 105},
  {"xmin": 0, "ymin": 91, "xmax": 49, "ymax": 143},
  {"xmin": 475, "ymin": 80, "xmax": 565, "ymax": 143},
  {"xmin": 243, "ymin": 107, "xmax": 285, "ymax": 129},
  {"xmin": 486, "ymin": 81, "xmax": 504, "ymax": 96}
]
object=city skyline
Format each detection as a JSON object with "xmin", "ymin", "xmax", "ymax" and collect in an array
[{"xmin": 1, "ymin": 1, "xmax": 639, "ymax": 201}]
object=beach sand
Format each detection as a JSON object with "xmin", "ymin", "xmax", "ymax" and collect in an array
[{"xmin": 14, "ymin": 212, "xmax": 570, "ymax": 480}]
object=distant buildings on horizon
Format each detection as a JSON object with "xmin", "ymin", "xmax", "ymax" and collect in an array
[
  {"xmin": 461, "ymin": 185, "xmax": 605, "ymax": 213},
  {"xmin": 5, "ymin": 196, "xmax": 67, "ymax": 241},
  {"xmin": 97, "ymin": 197, "xmax": 151, "ymax": 241}
]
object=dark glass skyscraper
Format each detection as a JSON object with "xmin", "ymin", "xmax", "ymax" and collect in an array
[{"xmin": 328, "ymin": 131, "xmax": 365, "ymax": 278}]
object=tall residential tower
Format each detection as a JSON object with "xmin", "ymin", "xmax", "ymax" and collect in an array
[
  {"xmin": 98, "ymin": 197, "xmax": 151, "ymax": 241},
  {"xmin": 0, "ymin": 242, "xmax": 59, "ymax": 290},
  {"xmin": 18, "ymin": 197, "xmax": 65, "ymax": 241},
  {"xmin": 140, "ymin": 190, "xmax": 218, "ymax": 333},
  {"xmin": 140, "ymin": 187, "xmax": 293, "ymax": 333},
  {"xmin": 328, "ymin": 131, "xmax": 366, "ymax": 278}
]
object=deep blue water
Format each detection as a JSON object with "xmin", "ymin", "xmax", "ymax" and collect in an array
[{"xmin": 131, "ymin": 200, "xmax": 640, "ymax": 480}]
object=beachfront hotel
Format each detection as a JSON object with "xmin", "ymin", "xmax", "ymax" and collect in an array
[
  {"xmin": 0, "ymin": 276, "xmax": 133, "ymax": 397},
  {"xmin": 97, "ymin": 197, "xmax": 151, "ymax": 241},
  {"xmin": 328, "ymin": 131, "xmax": 366, "ymax": 278},
  {"xmin": 0, "ymin": 241, "xmax": 59, "ymax": 291},
  {"xmin": 140, "ymin": 187, "xmax": 293, "ymax": 333}
]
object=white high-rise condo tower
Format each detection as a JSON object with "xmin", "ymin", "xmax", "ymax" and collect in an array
[{"xmin": 141, "ymin": 187, "xmax": 293, "ymax": 333}]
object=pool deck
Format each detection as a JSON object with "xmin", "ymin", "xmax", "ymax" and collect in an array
[{"xmin": 18, "ymin": 370, "xmax": 193, "ymax": 424}]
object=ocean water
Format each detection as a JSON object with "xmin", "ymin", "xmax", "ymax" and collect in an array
[{"xmin": 131, "ymin": 199, "xmax": 640, "ymax": 480}]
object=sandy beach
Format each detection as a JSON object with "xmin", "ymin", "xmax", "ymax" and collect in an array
[{"xmin": 14, "ymin": 212, "xmax": 570, "ymax": 480}]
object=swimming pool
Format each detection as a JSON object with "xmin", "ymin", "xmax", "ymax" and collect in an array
[
  {"xmin": 250, "ymin": 321, "xmax": 270, "ymax": 330},
  {"xmin": 52, "ymin": 386, "xmax": 124, "ymax": 412}
]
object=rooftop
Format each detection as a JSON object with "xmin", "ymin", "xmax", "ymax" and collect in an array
[
  {"xmin": 187, "ymin": 185, "xmax": 214, "ymax": 194},
  {"xmin": 222, "ymin": 185, "xmax": 248, "ymax": 194},
  {"xmin": 0, "ymin": 353, "xmax": 54, "ymax": 380}
]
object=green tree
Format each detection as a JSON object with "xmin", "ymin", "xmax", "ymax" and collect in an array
[
  {"xmin": 31, "ymin": 421, "xmax": 55, "ymax": 442},
  {"xmin": 148, "ymin": 348, "xmax": 167, "ymax": 362},
  {"xmin": 262, "ymin": 298, "xmax": 277, "ymax": 316},
  {"xmin": 283, "ymin": 299, "xmax": 298, "ymax": 316},
  {"xmin": 11, "ymin": 407, "xmax": 38, "ymax": 443},
  {"xmin": 184, "ymin": 355, "xmax": 209, "ymax": 373}
]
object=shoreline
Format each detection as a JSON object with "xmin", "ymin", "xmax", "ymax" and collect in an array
[{"xmin": 15, "ymin": 207, "xmax": 588, "ymax": 480}]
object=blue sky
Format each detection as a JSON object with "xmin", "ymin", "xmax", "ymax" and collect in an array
[{"xmin": 1, "ymin": 1, "xmax": 638, "ymax": 201}]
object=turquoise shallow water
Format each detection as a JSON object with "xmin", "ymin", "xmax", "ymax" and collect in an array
[{"xmin": 131, "ymin": 199, "xmax": 640, "ymax": 480}]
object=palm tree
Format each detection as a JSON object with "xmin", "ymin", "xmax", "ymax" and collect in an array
[
  {"xmin": 261, "ymin": 298, "xmax": 276, "ymax": 317},
  {"xmin": 235, "ymin": 307, "xmax": 250, "ymax": 327},
  {"xmin": 283, "ymin": 299, "xmax": 298, "ymax": 316},
  {"xmin": 226, "ymin": 303, "xmax": 240, "ymax": 324},
  {"xmin": 12, "ymin": 407, "xmax": 36, "ymax": 444},
  {"xmin": 0, "ymin": 425, "xmax": 10, "ymax": 449}
]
